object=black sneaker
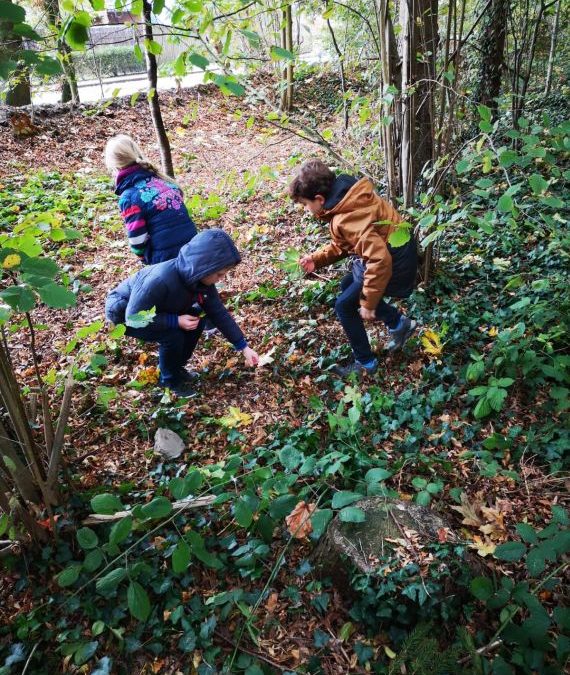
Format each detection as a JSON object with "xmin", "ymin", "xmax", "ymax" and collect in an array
[
  {"xmin": 170, "ymin": 381, "xmax": 197, "ymax": 397},
  {"xmin": 180, "ymin": 368, "xmax": 200, "ymax": 381},
  {"xmin": 386, "ymin": 317, "xmax": 417, "ymax": 352},
  {"xmin": 332, "ymin": 360, "xmax": 378, "ymax": 378}
]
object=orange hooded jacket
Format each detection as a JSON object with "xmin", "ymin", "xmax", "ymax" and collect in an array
[{"xmin": 311, "ymin": 178, "xmax": 403, "ymax": 311}]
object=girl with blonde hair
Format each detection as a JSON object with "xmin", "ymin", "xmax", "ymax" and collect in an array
[{"xmin": 104, "ymin": 134, "xmax": 197, "ymax": 264}]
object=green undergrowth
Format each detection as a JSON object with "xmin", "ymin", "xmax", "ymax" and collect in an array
[{"xmin": 0, "ymin": 118, "xmax": 569, "ymax": 674}]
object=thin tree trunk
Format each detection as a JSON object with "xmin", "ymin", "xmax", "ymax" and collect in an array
[
  {"xmin": 376, "ymin": 0, "xmax": 398, "ymax": 201},
  {"xmin": 286, "ymin": 3, "xmax": 294, "ymax": 109},
  {"xmin": 399, "ymin": 0, "xmax": 415, "ymax": 207},
  {"xmin": 44, "ymin": 0, "xmax": 80, "ymax": 104},
  {"xmin": 544, "ymin": 0, "xmax": 561, "ymax": 95},
  {"xmin": 280, "ymin": 4, "xmax": 293, "ymax": 111},
  {"xmin": 142, "ymin": 0, "xmax": 175, "ymax": 177},
  {"xmin": 326, "ymin": 19, "xmax": 348, "ymax": 130}
]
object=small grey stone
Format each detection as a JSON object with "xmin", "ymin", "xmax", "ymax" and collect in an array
[{"xmin": 154, "ymin": 428, "xmax": 185, "ymax": 459}]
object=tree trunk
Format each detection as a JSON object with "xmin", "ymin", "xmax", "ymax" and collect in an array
[
  {"xmin": 376, "ymin": 0, "xmax": 398, "ymax": 201},
  {"xmin": 544, "ymin": 0, "xmax": 561, "ymax": 95},
  {"xmin": 399, "ymin": 0, "xmax": 415, "ymax": 207},
  {"xmin": 143, "ymin": 0, "xmax": 175, "ymax": 177},
  {"xmin": 60, "ymin": 42, "xmax": 79, "ymax": 104},
  {"xmin": 44, "ymin": 0, "xmax": 80, "ymax": 104},
  {"xmin": 474, "ymin": 0, "xmax": 507, "ymax": 116},
  {"xmin": 279, "ymin": 4, "xmax": 294, "ymax": 111},
  {"xmin": 0, "ymin": 3, "xmax": 31, "ymax": 107}
]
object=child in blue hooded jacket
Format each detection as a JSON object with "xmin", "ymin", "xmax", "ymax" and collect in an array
[
  {"xmin": 105, "ymin": 135, "xmax": 198, "ymax": 264},
  {"xmin": 105, "ymin": 228, "xmax": 259, "ymax": 396}
]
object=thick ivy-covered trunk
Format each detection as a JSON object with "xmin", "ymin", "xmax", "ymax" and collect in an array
[
  {"xmin": 473, "ymin": 0, "xmax": 507, "ymax": 115},
  {"xmin": 0, "ymin": 2, "xmax": 31, "ymax": 107}
]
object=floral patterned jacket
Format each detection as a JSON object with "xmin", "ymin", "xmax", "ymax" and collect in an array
[{"xmin": 115, "ymin": 164, "xmax": 197, "ymax": 264}]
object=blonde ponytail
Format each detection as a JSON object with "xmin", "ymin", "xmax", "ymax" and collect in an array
[{"xmin": 104, "ymin": 134, "xmax": 182, "ymax": 193}]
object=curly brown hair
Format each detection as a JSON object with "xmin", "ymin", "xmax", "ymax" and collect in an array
[{"xmin": 288, "ymin": 159, "xmax": 336, "ymax": 202}]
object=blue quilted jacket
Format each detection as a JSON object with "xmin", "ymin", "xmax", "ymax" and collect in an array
[
  {"xmin": 105, "ymin": 229, "xmax": 247, "ymax": 350},
  {"xmin": 116, "ymin": 164, "xmax": 198, "ymax": 264}
]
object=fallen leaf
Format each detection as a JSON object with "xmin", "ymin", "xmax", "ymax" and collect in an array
[
  {"xmin": 285, "ymin": 501, "xmax": 316, "ymax": 539},
  {"xmin": 265, "ymin": 592, "xmax": 279, "ymax": 612},
  {"xmin": 451, "ymin": 493, "xmax": 483, "ymax": 528},
  {"xmin": 470, "ymin": 535, "xmax": 496, "ymax": 557},
  {"xmin": 219, "ymin": 406, "xmax": 253, "ymax": 428},
  {"xmin": 257, "ymin": 346, "xmax": 276, "ymax": 367},
  {"xmin": 421, "ymin": 329, "xmax": 444, "ymax": 358}
]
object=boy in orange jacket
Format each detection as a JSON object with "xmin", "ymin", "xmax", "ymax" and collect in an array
[{"xmin": 289, "ymin": 159, "xmax": 417, "ymax": 376}]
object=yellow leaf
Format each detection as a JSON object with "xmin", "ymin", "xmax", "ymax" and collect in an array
[
  {"xmin": 137, "ymin": 366, "xmax": 159, "ymax": 385},
  {"xmin": 470, "ymin": 535, "xmax": 496, "ymax": 557},
  {"xmin": 2, "ymin": 254, "xmax": 21, "ymax": 269},
  {"xmin": 219, "ymin": 406, "xmax": 252, "ymax": 428},
  {"xmin": 488, "ymin": 326, "xmax": 498, "ymax": 337},
  {"xmin": 384, "ymin": 645, "xmax": 397, "ymax": 659},
  {"xmin": 421, "ymin": 329, "xmax": 443, "ymax": 357}
]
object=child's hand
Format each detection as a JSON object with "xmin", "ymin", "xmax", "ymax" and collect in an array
[
  {"xmin": 300, "ymin": 255, "xmax": 315, "ymax": 274},
  {"xmin": 242, "ymin": 346, "xmax": 259, "ymax": 367},
  {"xmin": 178, "ymin": 314, "xmax": 201, "ymax": 331},
  {"xmin": 359, "ymin": 307, "xmax": 377, "ymax": 321}
]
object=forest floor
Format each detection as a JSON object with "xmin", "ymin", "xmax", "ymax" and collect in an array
[{"xmin": 0, "ymin": 79, "xmax": 568, "ymax": 674}]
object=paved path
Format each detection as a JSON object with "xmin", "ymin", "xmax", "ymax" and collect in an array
[{"xmin": 32, "ymin": 70, "xmax": 210, "ymax": 105}]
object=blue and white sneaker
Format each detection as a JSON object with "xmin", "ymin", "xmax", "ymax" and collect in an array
[
  {"xmin": 386, "ymin": 316, "xmax": 417, "ymax": 352},
  {"xmin": 332, "ymin": 359, "xmax": 378, "ymax": 378}
]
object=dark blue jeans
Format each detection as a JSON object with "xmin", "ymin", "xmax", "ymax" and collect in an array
[
  {"xmin": 335, "ymin": 241, "xmax": 417, "ymax": 364},
  {"xmin": 126, "ymin": 320, "xmax": 205, "ymax": 385}
]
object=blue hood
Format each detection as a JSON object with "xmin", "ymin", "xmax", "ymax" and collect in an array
[
  {"xmin": 323, "ymin": 174, "xmax": 359, "ymax": 210},
  {"xmin": 176, "ymin": 228, "xmax": 241, "ymax": 286}
]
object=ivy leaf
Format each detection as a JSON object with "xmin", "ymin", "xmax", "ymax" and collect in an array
[
  {"xmin": 140, "ymin": 497, "xmax": 172, "ymax": 519},
  {"xmin": 76, "ymin": 527, "xmax": 99, "ymax": 550},
  {"xmin": 497, "ymin": 194, "xmax": 514, "ymax": 213},
  {"xmin": 95, "ymin": 568, "xmax": 127, "ymax": 594},
  {"xmin": 73, "ymin": 641, "xmax": 98, "ymax": 666},
  {"xmin": 109, "ymin": 516, "xmax": 133, "ymax": 546},
  {"xmin": 310, "ymin": 509, "xmax": 333, "ymax": 539},
  {"xmin": 470, "ymin": 576, "xmax": 494, "ymax": 601},
  {"xmin": 234, "ymin": 498, "xmax": 253, "ymax": 527},
  {"xmin": 339, "ymin": 506, "xmax": 366, "ymax": 523},
  {"xmin": 172, "ymin": 539, "xmax": 191, "ymax": 574},
  {"xmin": 331, "ymin": 491, "xmax": 362, "ymax": 509},
  {"xmin": 90, "ymin": 493, "xmax": 124, "ymax": 515},
  {"xmin": 364, "ymin": 468, "xmax": 392, "ymax": 483},
  {"xmin": 528, "ymin": 173, "xmax": 548, "ymax": 194},
  {"xmin": 494, "ymin": 541, "xmax": 527, "ymax": 561},
  {"xmin": 127, "ymin": 581, "xmax": 151, "ymax": 621},
  {"xmin": 57, "ymin": 564, "xmax": 82, "ymax": 588}
]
